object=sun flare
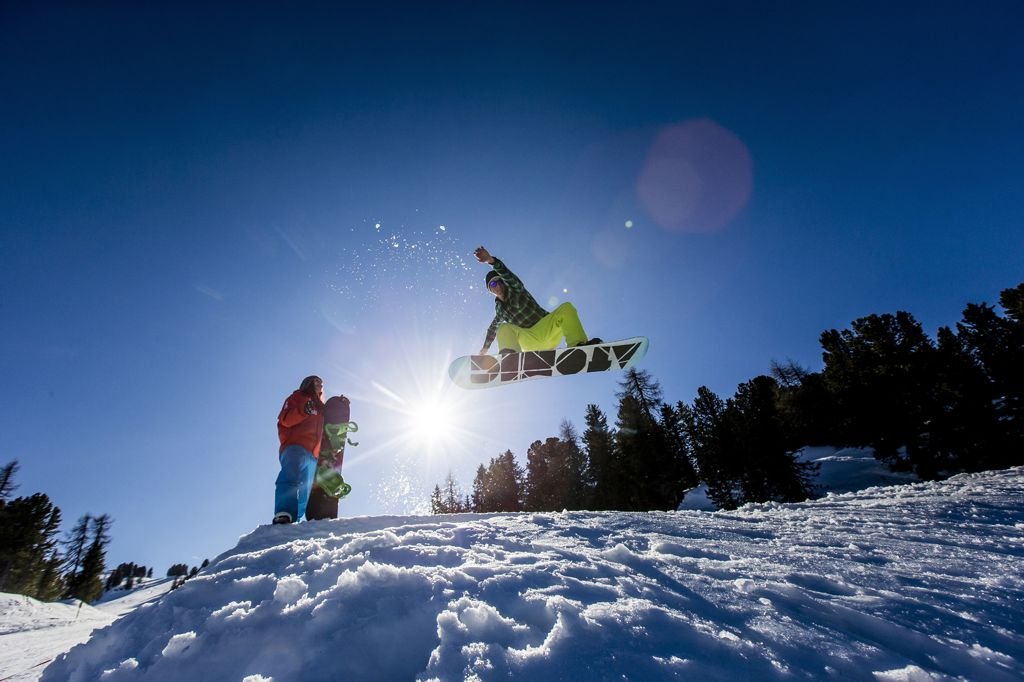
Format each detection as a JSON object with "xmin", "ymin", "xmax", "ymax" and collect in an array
[
  {"xmin": 409, "ymin": 400, "xmax": 455, "ymax": 435},
  {"xmin": 364, "ymin": 357, "xmax": 487, "ymax": 464}
]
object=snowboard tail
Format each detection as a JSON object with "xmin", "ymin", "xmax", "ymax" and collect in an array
[{"xmin": 448, "ymin": 337, "xmax": 648, "ymax": 389}]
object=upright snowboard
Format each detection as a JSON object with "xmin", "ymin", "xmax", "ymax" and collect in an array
[
  {"xmin": 316, "ymin": 421, "xmax": 358, "ymax": 499},
  {"xmin": 448, "ymin": 337, "xmax": 648, "ymax": 389},
  {"xmin": 305, "ymin": 421, "xmax": 357, "ymax": 522}
]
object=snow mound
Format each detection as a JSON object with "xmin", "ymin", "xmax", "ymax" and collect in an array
[{"xmin": 43, "ymin": 468, "xmax": 1024, "ymax": 681}]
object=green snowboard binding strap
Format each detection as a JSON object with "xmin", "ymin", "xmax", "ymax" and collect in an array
[
  {"xmin": 315, "ymin": 467, "xmax": 352, "ymax": 499},
  {"xmin": 324, "ymin": 421, "xmax": 359, "ymax": 449},
  {"xmin": 317, "ymin": 421, "xmax": 358, "ymax": 499}
]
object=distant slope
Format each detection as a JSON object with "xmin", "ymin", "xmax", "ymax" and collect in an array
[
  {"xmin": 800, "ymin": 446, "xmax": 919, "ymax": 495},
  {"xmin": 0, "ymin": 580, "xmax": 175, "ymax": 681},
  {"xmin": 679, "ymin": 446, "xmax": 919, "ymax": 511},
  {"xmin": 42, "ymin": 469, "xmax": 1024, "ymax": 681}
]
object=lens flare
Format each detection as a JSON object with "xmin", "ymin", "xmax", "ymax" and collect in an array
[{"xmin": 636, "ymin": 119, "xmax": 752, "ymax": 234}]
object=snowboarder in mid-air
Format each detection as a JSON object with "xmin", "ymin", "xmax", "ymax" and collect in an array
[
  {"xmin": 475, "ymin": 246, "xmax": 601, "ymax": 356},
  {"xmin": 448, "ymin": 248, "xmax": 647, "ymax": 388}
]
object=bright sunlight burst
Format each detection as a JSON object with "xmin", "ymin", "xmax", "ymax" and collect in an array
[
  {"xmin": 409, "ymin": 400, "xmax": 456, "ymax": 434},
  {"xmin": 383, "ymin": 379, "xmax": 476, "ymax": 460},
  {"xmin": 340, "ymin": 334, "xmax": 496, "ymax": 471}
]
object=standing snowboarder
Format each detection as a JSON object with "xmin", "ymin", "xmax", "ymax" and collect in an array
[
  {"xmin": 273, "ymin": 375, "xmax": 325, "ymax": 524},
  {"xmin": 475, "ymin": 246, "xmax": 601, "ymax": 356},
  {"xmin": 305, "ymin": 395, "xmax": 355, "ymax": 521}
]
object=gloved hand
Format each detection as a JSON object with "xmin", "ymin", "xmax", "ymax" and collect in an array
[{"xmin": 304, "ymin": 399, "xmax": 319, "ymax": 416}]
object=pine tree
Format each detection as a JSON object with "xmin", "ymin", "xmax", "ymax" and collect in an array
[
  {"xmin": 728, "ymin": 376, "xmax": 818, "ymax": 504},
  {"xmin": 470, "ymin": 464, "xmax": 488, "ymax": 512},
  {"xmin": 525, "ymin": 438, "xmax": 561, "ymax": 511},
  {"xmin": 445, "ymin": 472, "xmax": 467, "ymax": 513},
  {"xmin": 913, "ymin": 326, "xmax": 999, "ymax": 475},
  {"xmin": 658, "ymin": 403, "xmax": 700, "ymax": 505},
  {"xmin": 558, "ymin": 420, "xmax": 589, "ymax": 511},
  {"xmin": 66, "ymin": 514, "xmax": 111, "ymax": 603},
  {"xmin": 614, "ymin": 368, "xmax": 673, "ymax": 510},
  {"xmin": 682, "ymin": 386, "xmax": 742, "ymax": 509},
  {"xmin": 431, "ymin": 472, "xmax": 469, "ymax": 514},
  {"xmin": 35, "ymin": 504, "xmax": 63, "ymax": 597},
  {"xmin": 0, "ymin": 492, "xmax": 63, "ymax": 598},
  {"xmin": 820, "ymin": 311, "xmax": 935, "ymax": 470},
  {"xmin": 62, "ymin": 515, "xmax": 92, "ymax": 582},
  {"xmin": 523, "ymin": 429, "xmax": 586, "ymax": 512},
  {"xmin": 957, "ymin": 283, "xmax": 1024, "ymax": 459},
  {"xmin": 770, "ymin": 361, "xmax": 839, "ymax": 446},
  {"xmin": 35, "ymin": 551, "xmax": 65, "ymax": 601},
  {"xmin": 0, "ymin": 460, "xmax": 19, "ymax": 503},
  {"xmin": 488, "ymin": 451, "xmax": 525, "ymax": 512},
  {"xmin": 583, "ymin": 405, "xmax": 617, "ymax": 510}
]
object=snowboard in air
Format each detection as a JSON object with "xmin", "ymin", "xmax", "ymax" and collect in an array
[{"xmin": 448, "ymin": 337, "xmax": 649, "ymax": 389}]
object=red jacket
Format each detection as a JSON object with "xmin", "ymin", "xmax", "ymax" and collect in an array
[{"xmin": 278, "ymin": 390, "xmax": 325, "ymax": 457}]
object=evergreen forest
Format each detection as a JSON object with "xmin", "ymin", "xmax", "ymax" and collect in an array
[{"xmin": 0, "ymin": 461, "xmax": 114, "ymax": 603}]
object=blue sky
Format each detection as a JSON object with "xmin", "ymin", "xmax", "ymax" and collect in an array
[{"xmin": 2, "ymin": 2, "xmax": 1022, "ymax": 573}]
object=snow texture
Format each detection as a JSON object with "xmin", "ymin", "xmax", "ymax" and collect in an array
[{"xmin": 5, "ymin": 468, "xmax": 1023, "ymax": 680}]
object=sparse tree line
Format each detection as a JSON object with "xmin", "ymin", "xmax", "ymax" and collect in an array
[
  {"xmin": 433, "ymin": 282, "xmax": 1024, "ymax": 513},
  {"xmin": 0, "ymin": 461, "xmax": 207, "ymax": 602},
  {"xmin": 105, "ymin": 562, "xmax": 153, "ymax": 591},
  {"xmin": 166, "ymin": 559, "xmax": 209, "ymax": 590}
]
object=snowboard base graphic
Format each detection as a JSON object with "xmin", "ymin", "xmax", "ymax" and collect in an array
[{"xmin": 448, "ymin": 337, "xmax": 648, "ymax": 389}]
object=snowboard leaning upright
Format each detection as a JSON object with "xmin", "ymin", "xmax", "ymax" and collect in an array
[{"xmin": 448, "ymin": 337, "xmax": 649, "ymax": 390}]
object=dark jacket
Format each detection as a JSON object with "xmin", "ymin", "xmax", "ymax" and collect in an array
[{"xmin": 482, "ymin": 258, "xmax": 549, "ymax": 350}]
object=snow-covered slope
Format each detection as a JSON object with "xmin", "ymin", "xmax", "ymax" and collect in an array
[
  {"xmin": 679, "ymin": 446, "xmax": 919, "ymax": 511},
  {"xmin": 37, "ymin": 468, "xmax": 1023, "ymax": 681},
  {"xmin": 0, "ymin": 579, "xmax": 174, "ymax": 681},
  {"xmin": 802, "ymin": 446, "xmax": 920, "ymax": 495}
]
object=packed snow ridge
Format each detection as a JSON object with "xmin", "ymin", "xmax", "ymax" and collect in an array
[{"xmin": 43, "ymin": 468, "xmax": 1024, "ymax": 681}]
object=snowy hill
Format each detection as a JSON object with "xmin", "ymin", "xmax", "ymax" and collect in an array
[{"xmin": 32, "ymin": 468, "xmax": 1024, "ymax": 681}]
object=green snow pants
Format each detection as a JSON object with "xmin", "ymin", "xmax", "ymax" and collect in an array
[{"xmin": 496, "ymin": 302, "xmax": 588, "ymax": 352}]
